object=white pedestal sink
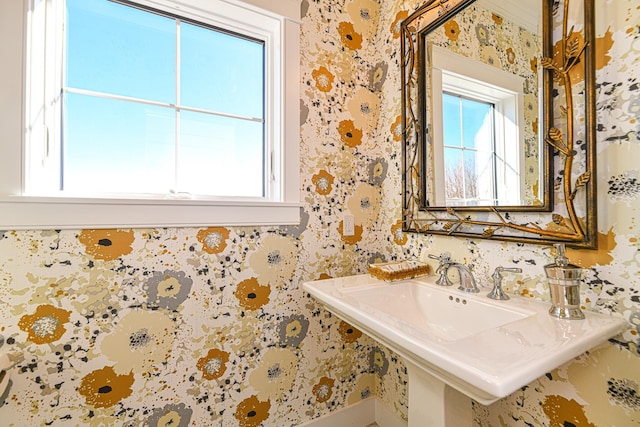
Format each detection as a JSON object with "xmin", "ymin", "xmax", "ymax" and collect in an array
[{"xmin": 303, "ymin": 275, "xmax": 627, "ymax": 427}]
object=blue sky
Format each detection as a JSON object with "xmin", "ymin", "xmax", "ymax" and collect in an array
[{"xmin": 63, "ymin": 0, "xmax": 265, "ymax": 196}]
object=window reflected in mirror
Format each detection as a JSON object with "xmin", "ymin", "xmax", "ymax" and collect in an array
[{"xmin": 424, "ymin": 0, "xmax": 543, "ymax": 208}]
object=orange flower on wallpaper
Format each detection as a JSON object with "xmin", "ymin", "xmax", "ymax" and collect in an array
[
  {"xmin": 595, "ymin": 30, "xmax": 614, "ymax": 71},
  {"xmin": 234, "ymin": 277, "xmax": 271, "ymax": 311},
  {"xmin": 443, "ymin": 19, "xmax": 460, "ymax": 42},
  {"xmin": 390, "ymin": 11, "xmax": 408, "ymax": 39},
  {"xmin": 338, "ymin": 320, "xmax": 362, "ymax": 343},
  {"xmin": 312, "ymin": 170, "xmax": 335, "ymax": 195},
  {"xmin": 197, "ymin": 348, "xmax": 230, "ymax": 380},
  {"xmin": 338, "ymin": 22, "xmax": 363, "ymax": 50},
  {"xmin": 338, "ymin": 120, "xmax": 363, "ymax": 147},
  {"xmin": 312, "ymin": 377, "xmax": 335, "ymax": 403},
  {"xmin": 390, "ymin": 115, "xmax": 402, "ymax": 142},
  {"xmin": 553, "ymin": 32, "xmax": 586, "ymax": 83},
  {"xmin": 339, "ymin": 221, "xmax": 363, "ymax": 245},
  {"xmin": 19, "ymin": 304, "xmax": 71, "ymax": 344},
  {"xmin": 78, "ymin": 366, "xmax": 134, "ymax": 408},
  {"xmin": 78, "ymin": 229, "xmax": 134, "ymax": 261},
  {"xmin": 197, "ymin": 227, "xmax": 229, "ymax": 254},
  {"xmin": 530, "ymin": 57, "xmax": 538, "ymax": 74},
  {"xmin": 234, "ymin": 395, "xmax": 271, "ymax": 427},
  {"xmin": 391, "ymin": 220, "xmax": 407, "ymax": 245},
  {"xmin": 506, "ymin": 47, "xmax": 516, "ymax": 64},
  {"xmin": 312, "ymin": 66, "xmax": 334, "ymax": 92},
  {"xmin": 542, "ymin": 395, "xmax": 597, "ymax": 427}
]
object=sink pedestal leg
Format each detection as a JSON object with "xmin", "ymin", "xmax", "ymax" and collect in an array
[{"xmin": 405, "ymin": 361, "xmax": 472, "ymax": 427}]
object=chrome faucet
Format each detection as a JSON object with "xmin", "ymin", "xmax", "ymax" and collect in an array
[
  {"xmin": 428, "ymin": 253, "xmax": 453, "ymax": 287},
  {"xmin": 428, "ymin": 254, "xmax": 479, "ymax": 293},
  {"xmin": 487, "ymin": 267, "xmax": 522, "ymax": 300},
  {"xmin": 449, "ymin": 263, "xmax": 480, "ymax": 293}
]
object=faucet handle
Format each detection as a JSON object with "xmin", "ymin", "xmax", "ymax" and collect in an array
[
  {"xmin": 428, "ymin": 252, "xmax": 451, "ymax": 263},
  {"xmin": 487, "ymin": 267, "xmax": 522, "ymax": 300},
  {"xmin": 428, "ymin": 253, "xmax": 453, "ymax": 286}
]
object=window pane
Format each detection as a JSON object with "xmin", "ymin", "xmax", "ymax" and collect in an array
[
  {"xmin": 63, "ymin": 93, "xmax": 175, "ymax": 194},
  {"xmin": 461, "ymin": 98, "xmax": 492, "ymax": 150},
  {"xmin": 181, "ymin": 23, "xmax": 264, "ymax": 119},
  {"xmin": 66, "ymin": 0, "xmax": 176, "ymax": 103},
  {"xmin": 442, "ymin": 93, "xmax": 461, "ymax": 147},
  {"xmin": 464, "ymin": 149, "xmax": 497, "ymax": 202},
  {"xmin": 179, "ymin": 111, "xmax": 264, "ymax": 197},
  {"xmin": 444, "ymin": 147, "xmax": 463, "ymax": 200}
]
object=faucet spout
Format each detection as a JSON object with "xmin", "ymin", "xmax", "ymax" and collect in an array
[{"xmin": 449, "ymin": 263, "xmax": 479, "ymax": 293}]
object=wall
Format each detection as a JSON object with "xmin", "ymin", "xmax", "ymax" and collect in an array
[
  {"xmin": 0, "ymin": 0, "xmax": 406, "ymax": 425},
  {"xmin": 0, "ymin": 1, "xmax": 638, "ymax": 427}
]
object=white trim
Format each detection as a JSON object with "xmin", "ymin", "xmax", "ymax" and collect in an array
[
  {"xmin": 375, "ymin": 399, "xmax": 408, "ymax": 427},
  {"xmin": 299, "ymin": 398, "xmax": 407, "ymax": 427},
  {"xmin": 0, "ymin": 1, "xmax": 25, "ymax": 197},
  {"xmin": 0, "ymin": 196, "xmax": 300, "ymax": 229}
]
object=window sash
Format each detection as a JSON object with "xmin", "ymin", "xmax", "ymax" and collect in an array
[{"xmin": 59, "ymin": 0, "xmax": 268, "ymax": 198}]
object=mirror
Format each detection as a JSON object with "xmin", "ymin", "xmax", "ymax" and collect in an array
[
  {"xmin": 424, "ymin": 0, "xmax": 544, "ymax": 207},
  {"xmin": 401, "ymin": 0, "xmax": 597, "ymax": 248}
]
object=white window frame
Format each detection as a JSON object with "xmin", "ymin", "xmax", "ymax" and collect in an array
[
  {"xmin": 0, "ymin": 0, "xmax": 301, "ymax": 229},
  {"xmin": 430, "ymin": 44, "xmax": 525, "ymax": 206}
]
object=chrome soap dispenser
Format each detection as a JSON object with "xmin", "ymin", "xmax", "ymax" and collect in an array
[{"xmin": 544, "ymin": 243, "xmax": 585, "ymax": 320}]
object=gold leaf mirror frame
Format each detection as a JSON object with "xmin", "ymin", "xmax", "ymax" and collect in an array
[{"xmin": 401, "ymin": 0, "xmax": 597, "ymax": 248}]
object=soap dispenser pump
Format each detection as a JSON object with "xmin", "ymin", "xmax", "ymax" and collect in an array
[{"xmin": 544, "ymin": 244, "xmax": 585, "ymax": 319}]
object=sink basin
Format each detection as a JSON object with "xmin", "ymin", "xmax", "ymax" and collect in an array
[
  {"xmin": 340, "ymin": 282, "xmax": 534, "ymax": 341},
  {"xmin": 303, "ymin": 274, "xmax": 627, "ymax": 426}
]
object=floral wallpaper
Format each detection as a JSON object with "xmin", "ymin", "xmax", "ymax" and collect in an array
[{"xmin": 0, "ymin": 1, "xmax": 639, "ymax": 427}]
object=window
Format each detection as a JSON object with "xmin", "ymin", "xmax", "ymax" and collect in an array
[
  {"xmin": 430, "ymin": 45, "xmax": 525, "ymax": 206},
  {"xmin": 442, "ymin": 93, "xmax": 497, "ymax": 204},
  {"xmin": 0, "ymin": 0, "xmax": 301, "ymax": 229}
]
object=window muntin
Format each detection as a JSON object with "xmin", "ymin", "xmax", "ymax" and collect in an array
[{"xmin": 62, "ymin": 0, "xmax": 266, "ymax": 198}]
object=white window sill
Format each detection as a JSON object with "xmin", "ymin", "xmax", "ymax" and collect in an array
[{"xmin": 0, "ymin": 196, "xmax": 301, "ymax": 229}]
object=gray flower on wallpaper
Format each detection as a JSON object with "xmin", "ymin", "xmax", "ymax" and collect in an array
[
  {"xmin": 475, "ymin": 24, "xmax": 490, "ymax": 45},
  {"xmin": 280, "ymin": 208, "xmax": 309, "ymax": 239},
  {"xmin": 146, "ymin": 403, "xmax": 193, "ymax": 427},
  {"xmin": 301, "ymin": 99, "xmax": 309, "ymax": 126},
  {"xmin": 368, "ymin": 157, "xmax": 388, "ymax": 186},
  {"xmin": 608, "ymin": 170, "xmax": 640, "ymax": 200},
  {"xmin": 278, "ymin": 313, "xmax": 310, "ymax": 347},
  {"xmin": 369, "ymin": 346, "xmax": 389, "ymax": 377},
  {"xmin": 368, "ymin": 62, "xmax": 388, "ymax": 93},
  {"xmin": 629, "ymin": 95, "xmax": 640, "ymax": 116},
  {"xmin": 368, "ymin": 252, "xmax": 388, "ymax": 266},
  {"xmin": 145, "ymin": 270, "xmax": 193, "ymax": 310}
]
